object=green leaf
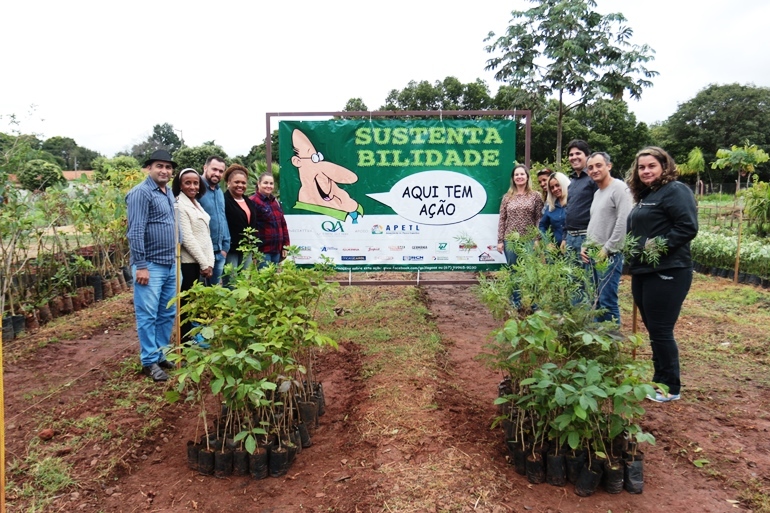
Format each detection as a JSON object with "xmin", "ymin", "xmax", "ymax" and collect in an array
[
  {"xmin": 693, "ymin": 459, "xmax": 710, "ymax": 468},
  {"xmin": 211, "ymin": 377, "xmax": 225, "ymax": 395},
  {"xmin": 245, "ymin": 435, "xmax": 256, "ymax": 454},
  {"xmin": 554, "ymin": 387, "xmax": 566, "ymax": 406},
  {"xmin": 568, "ymin": 431, "xmax": 580, "ymax": 450}
]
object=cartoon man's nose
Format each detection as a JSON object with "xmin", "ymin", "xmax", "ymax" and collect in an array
[{"xmin": 319, "ymin": 162, "xmax": 358, "ymax": 183}]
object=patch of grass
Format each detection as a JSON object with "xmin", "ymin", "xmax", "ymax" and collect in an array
[
  {"xmin": 9, "ymin": 351, "xmax": 169, "ymax": 511},
  {"xmin": 739, "ymin": 479, "xmax": 770, "ymax": 513},
  {"xmin": 6, "ymin": 452, "xmax": 75, "ymax": 510}
]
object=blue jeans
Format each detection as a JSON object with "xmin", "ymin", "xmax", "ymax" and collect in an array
[
  {"xmin": 132, "ymin": 263, "xmax": 176, "ymax": 367},
  {"xmin": 258, "ymin": 252, "xmax": 281, "ymax": 269},
  {"xmin": 504, "ymin": 242, "xmax": 522, "ymax": 307},
  {"xmin": 631, "ymin": 267, "xmax": 692, "ymax": 395},
  {"xmin": 592, "ymin": 253, "xmax": 624, "ymax": 324},
  {"xmin": 205, "ymin": 251, "xmax": 226, "ymax": 286},
  {"xmin": 222, "ymin": 251, "xmax": 253, "ymax": 288},
  {"xmin": 565, "ymin": 233, "xmax": 588, "ymax": 268}
]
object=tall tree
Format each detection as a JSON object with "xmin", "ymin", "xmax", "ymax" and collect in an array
[
  {"xmin": 573, "ymin": 99, "xmax": 651, "ymax": 172},
  {"xmin": 484, "ymin": 0, "xmax": 657, "ymax": 165},
  {"xmin": 41, "ymin": 136, "xmax": 78, "ymax": 169},
  {"xmin": 172, "ymin": 143, "xmax": 228, "ymax": 172},
  {"xmin": 380, "ymin": 77, "xmax": 492, "ymax": 114},
  {"xmin": 712, "ymin": 141, "xmax": 769, "ymax": 193},
  {"xmin": 664, "ymin": 84, "xmax": 770, "ymax": 178},
  {"xmin": 343, "ymin": 98, "xmax": 368, "ymax": 112},
  {"xmin": 130, "ymin": 122, "xmax": 183, "ymax": 164}
]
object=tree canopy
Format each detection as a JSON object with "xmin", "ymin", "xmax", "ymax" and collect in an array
[
  {"xmin": 130, "ymin": 123, "xmax": 184, "ymax": 165},
  {"xmin": 381, "ymin": 77, "xmax": 492, "ymax": 112},
  {"xmin": 484, "ymin": 0, "xmax": 656, "ymax": 164},
  {"xmin": 173, "ymin": 143, "xmax": 228, "ymax": 172},
  {"xmin": 664, "ymin": 84, "xmax": 770, "ymax": 179}
]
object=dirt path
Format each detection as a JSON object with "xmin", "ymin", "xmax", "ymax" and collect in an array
[{"xmin": 3, "ymin": 276, "xmax": 767, "ymax": 512}]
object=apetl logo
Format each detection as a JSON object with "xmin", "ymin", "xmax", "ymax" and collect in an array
[
  {"xmin": 371, "ymin": 225, "xmax": 384, "ymax": 234},
  {"xmin": 320, "ymin": 246, "xmax": 338, "ymax": 252},
  {"xmin": 437, "ymin": 242, "xmax": 449, "ymax": 252},
  {"xmin": 321, "ymin": 221, "xmax": 344, "ymax": 233},
  {"xmin": 385, "ymin": 224, "xmax": 420, "ymax": 234}
]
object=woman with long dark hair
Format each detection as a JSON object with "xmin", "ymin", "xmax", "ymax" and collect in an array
[{"xmin": 626, "ymin": 147, "xmax": 698, "ymax": 403}]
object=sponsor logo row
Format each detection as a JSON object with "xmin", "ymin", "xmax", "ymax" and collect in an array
[
  {"xmin": 306, "ymin": 243, "xmax": 489, "ymax": 253},
  {"xmin": 298, "ymin": 252, "xmax": 497, "ymax": 263}
]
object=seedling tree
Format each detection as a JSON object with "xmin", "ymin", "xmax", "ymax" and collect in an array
[
  {"xmin": 477, "ymin": 230, "xmax": 656, "ymax": 465},
  {"xmin": 167, "ymin": 231, "xmax": 338, "ymax": 455}
]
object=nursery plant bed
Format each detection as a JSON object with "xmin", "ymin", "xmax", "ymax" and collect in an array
[{"xmin": 3, "ymin": 275, "xmax": 770, "ymax": 512}]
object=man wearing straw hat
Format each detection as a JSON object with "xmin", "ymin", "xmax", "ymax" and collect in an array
[{"xmin": 126, "ymin": 149, "xmax": 179, "ymax": 382}]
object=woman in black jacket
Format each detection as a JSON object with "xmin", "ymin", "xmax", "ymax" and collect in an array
[
  {"xmin": 626, "ymin": 147, "xmax": 698, "ymax": 403},
  {"xmin": 222, "ymin": 164, "xmax": 259, "ymax": 286}
]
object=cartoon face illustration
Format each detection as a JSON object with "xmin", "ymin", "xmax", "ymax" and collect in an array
[{"xmin": 291, "ymin": 129, "xmax": 362, "ymax": 223}]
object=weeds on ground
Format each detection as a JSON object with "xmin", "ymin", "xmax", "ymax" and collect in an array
[{"xmin": 6, "ymin": 359, "xmax": 168, "ymax": 511}]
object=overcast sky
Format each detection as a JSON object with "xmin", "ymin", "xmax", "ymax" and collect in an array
[{"xmin": 2, "ymin": 0, "xmax": 769, "ymax": 160}]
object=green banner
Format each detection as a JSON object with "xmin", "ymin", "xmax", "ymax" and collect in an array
[{"xmin": 279, "ymin": 118, "xmax": 516, "ymax": 271}]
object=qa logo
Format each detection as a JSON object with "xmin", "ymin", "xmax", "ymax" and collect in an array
[{"xmin": 321, "ymin": 221, "xmax": 344, "ymax": 233}]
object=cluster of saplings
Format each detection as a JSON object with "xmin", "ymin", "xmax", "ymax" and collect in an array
[
  {"xmin": 167, "ymin": 234, "xmax": 339, "ymax": 479},
  {"xmin": 476, "ymin": 231, "xmax": 658, "ymax": 496}
]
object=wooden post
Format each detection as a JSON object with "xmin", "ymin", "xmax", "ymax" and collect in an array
[
  {"xmin": 632, "ymin": 301, "xmax": 638, "ymax": 360},
  {"xmin": 734, "ymin": 206, "xmax": 743, "ymax": 284},
  {"xmin": 174, "ymin": 200, "xmax": 182, "ymax": 366}
]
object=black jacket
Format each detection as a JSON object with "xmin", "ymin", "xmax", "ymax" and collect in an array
[
  {"xmin": 223, "ymin": 190, "xmax": 259, "ymax": 255},
  {"xmin": 626, "ymin": 181, "xmax": 698, "ymax": 274}
]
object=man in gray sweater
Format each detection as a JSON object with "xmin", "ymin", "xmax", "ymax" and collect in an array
[{"xmin": 581, "ymin": 152, "xmax": 633, "ymax": 325}]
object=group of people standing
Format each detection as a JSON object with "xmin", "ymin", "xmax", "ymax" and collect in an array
[
  {"xmin": 126, "ymin": 150, "xmax": 289, "ymax": 382},
  {"xmin": 497, "ymin": 141, "xmax": 698, "ymax": 403}
]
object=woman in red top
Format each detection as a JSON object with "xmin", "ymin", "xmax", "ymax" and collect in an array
[
  {"xmin": 222, "ymin": 164, "xmax": 258, "ymax": 286},
  {"xmin": 249, "ymin": 172, "xmax": 290, "ymax": 268}
]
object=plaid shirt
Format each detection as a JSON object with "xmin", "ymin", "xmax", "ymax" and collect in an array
[{"xmin": 249, "ymin": 192, "xmax": 290, "ymax": 254}]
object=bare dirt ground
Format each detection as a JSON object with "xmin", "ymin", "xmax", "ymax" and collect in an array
[{"xmin": 3, "ymin": 273, "xmax": 769, "ymax": 512}]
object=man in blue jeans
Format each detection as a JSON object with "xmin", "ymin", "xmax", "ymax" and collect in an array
[
  {"xmin": 581, "ymin": 152, "xmax": 633, "ymax": 324},
  {"xmin": 126, "ymin": 149, "xmax": 178, "ymax": 382},
  {"xmin": 198, "ymin": 156, "xmax": 230, "ymax": 286},
  {"xmin": 564, "ymin": 140, "xmax": 597, "ymax": 261}
]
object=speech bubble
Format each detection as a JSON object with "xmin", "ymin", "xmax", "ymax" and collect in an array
[{"xmin": 367, "ymin": 170, "xmax": 487, "ymax": 226}]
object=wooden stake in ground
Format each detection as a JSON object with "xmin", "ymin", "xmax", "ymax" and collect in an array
[{"xmin": 174, "ymin": 199, "xmax": 182, "ymax": 366}]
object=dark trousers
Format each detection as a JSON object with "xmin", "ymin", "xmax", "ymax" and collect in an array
[
  {"xmin": 180, "ymin": 263, "xmax": 201, "ymax": 343},
  {"xmin": 631, "ymin": 267, "xmax": 692, "ymax": 395}
]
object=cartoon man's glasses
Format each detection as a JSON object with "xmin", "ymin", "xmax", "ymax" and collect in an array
[{"xmin": 298, "ymin": 152, "xmax": 324, "ymax": 163}]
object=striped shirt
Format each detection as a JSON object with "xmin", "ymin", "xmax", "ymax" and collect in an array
[{"xmin": 126, "ymin": 175, "xmax": 177, "ymax": 268}]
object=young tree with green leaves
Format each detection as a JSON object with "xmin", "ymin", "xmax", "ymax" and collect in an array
[
  {"xmin": 484, "ymin": 0, "xmax": 657, "ymax": 165},
  {"xmin": 712, "ymin": 141, "xmax": 770, "ymax": 193},
  {"xmin": 677, "ymin": 148, "xmax": 706, "ymax": 193}
]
